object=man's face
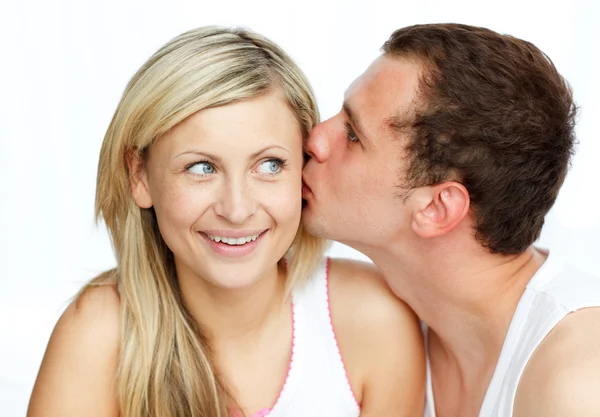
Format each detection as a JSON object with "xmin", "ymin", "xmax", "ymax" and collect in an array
[{"xmin": 302, "ymin": 55, "xmax": 422, "ymax": 248}]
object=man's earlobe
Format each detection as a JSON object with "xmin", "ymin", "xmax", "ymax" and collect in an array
[
  {"xmin": 412, "ymin": 182, "xmax": 470, "ymax": 238},
  {"xmin": 126, "ymin": 149, "xmax": 153, "ymax": 209}
]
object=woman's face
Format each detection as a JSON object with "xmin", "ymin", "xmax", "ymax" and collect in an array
[{"xmin": 131, "ymin": 90, "xmax": 304, "ymax": 289}]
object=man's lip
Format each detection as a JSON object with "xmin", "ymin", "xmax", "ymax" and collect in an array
[
  {"xmin": 200, "ymin": 229, "xmax": 267, "ymax": 238},
  {"xmin": 302, "ymin": 175, "xmax": 312, "ymax": 193},
  {"xmin": 302, "ymin": 184, "xmax": 313, "ymax": 199}
]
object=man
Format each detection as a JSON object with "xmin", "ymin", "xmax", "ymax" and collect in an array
[{"xmin": 302, "ymin": 23, "xmax": 600, "ymax": 417}]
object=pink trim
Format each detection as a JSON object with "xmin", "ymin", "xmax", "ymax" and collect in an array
[
  {"xmin": 267, "ymin": 300, "xmax": 295, "ymax": 412},
  {"xmin": 248, "ymin": 408, "xmax": 270, "ymax": 417},
  {"xmin": 325, "ymin": 257, "xmax": 361, "ymax": 409}
]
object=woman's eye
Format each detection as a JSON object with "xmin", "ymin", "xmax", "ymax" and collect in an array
[
  {"xmin": 257, "ymin": 159, "xmax": 283, "ymax": 174},
  {"xmin": 188, "ymin": 161, "xmax": 215, "ymax": 175}
]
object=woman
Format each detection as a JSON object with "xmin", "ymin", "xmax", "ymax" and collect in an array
[{"xmin": 27, "ymin": 27, "xmax": 425, "ymax": 417}]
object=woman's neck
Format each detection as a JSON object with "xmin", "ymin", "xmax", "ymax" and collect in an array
[{"xmin": 176, "ymin": 261, "xmax": 289, "ymax": 345}]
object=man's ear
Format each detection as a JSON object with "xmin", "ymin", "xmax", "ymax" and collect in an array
[
  {"xmin": 126, "ymin": 149, "xmax": 153, "ymax": 209},
  {"xmin": 411, "ymin": 182, "xmax": 470, "ymax": 238}
]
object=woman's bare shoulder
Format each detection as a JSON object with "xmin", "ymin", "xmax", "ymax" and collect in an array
[
  {"xmin": 328, "ymin": 257, "xmax": 417, "ymax": 325},
  {"xmin": 27, "ymin": 282, "xmax": 121, "ymax": 417},
  {"xmin": 327, "ymin": 258, "xmax": 425, "ymax": 415}
]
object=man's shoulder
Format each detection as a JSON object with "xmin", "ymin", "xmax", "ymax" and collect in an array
[
  {"xmin": 527, "ymin": 251, "xmax": 600, "ymax": 311},
  {"xmin": 514, "ymin": 307, "xmax": 600, "ymax": 417}
]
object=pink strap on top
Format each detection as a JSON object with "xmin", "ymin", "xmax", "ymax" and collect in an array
[{"xmin": 250, "ymin": 408, "xmax": 270, "ymax": 417}]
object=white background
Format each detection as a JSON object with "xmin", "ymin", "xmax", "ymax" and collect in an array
[{"xmin": 1, "ymin": 0, "xmax": 598, "ymax": 415}]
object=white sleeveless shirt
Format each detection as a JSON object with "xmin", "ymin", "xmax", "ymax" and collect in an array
[
  {"xmin": 259, "ymin": 257, "xmax": 360, "ymax": 417},
  {"xmin": 424, "ymin": 250, "xmax": 600, "ymax": 417}
]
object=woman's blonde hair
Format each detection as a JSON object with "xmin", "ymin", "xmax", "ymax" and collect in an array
[{"xmin": 86, "ymin": 26, "xmax": 326, "ymax": 417}]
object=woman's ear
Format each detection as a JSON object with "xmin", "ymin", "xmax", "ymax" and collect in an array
[
  {"xmin": 126, "ymin": 149, "xmax": 153, "ymax": 209},
  {"xmin": 411, "ymin": 182, "xmax": 470, "ymax": 238}
]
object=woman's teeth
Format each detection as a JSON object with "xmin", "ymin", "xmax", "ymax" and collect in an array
[{"xmin": 207, "ymin": 234, "xmax": 260, "ymax": 245}]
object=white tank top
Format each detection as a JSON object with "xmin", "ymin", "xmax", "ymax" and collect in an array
[
  {"xmin": 424, "ymin": 250, "xmax": 600, "ymax": 417},
  {"xmin": 259, "ymin": 257, "xmax": 360, "ymax": 417}
]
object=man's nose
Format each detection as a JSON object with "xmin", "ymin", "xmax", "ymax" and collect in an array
[{"xmin": 304, "ymin": 120, "xmax": 332, "ymax": 163}]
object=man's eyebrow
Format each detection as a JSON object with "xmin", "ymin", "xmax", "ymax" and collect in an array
[
  {"xmin": 384, "ymin": 110, "xmax": 416, "ymax": 141},
  {"xmin": 342, "ymin": 101, "xmax": 371, "ymax": 145}
]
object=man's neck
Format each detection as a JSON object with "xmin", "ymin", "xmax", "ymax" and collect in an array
[{"xmin": 358, "ymin": 239, "xmax": 547, "ymax": 410}]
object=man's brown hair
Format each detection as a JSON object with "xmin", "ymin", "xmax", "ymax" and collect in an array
[{"xmin": 383, "ymin": 23, "xmax": 577, "ymax": 254}]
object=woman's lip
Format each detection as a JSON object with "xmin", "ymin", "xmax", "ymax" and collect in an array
[
  {"xmin": 199, "ymin": 230, "xmax": 267, "ymax": 258},
  {"xmin": 201, "ymin": 229, "xmax": 267, "ymax": 239}
]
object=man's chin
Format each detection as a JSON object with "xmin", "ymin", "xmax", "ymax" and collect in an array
[{"xmin": 301, "ymin": 209, "xmax": 331, "ymax": 240}]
